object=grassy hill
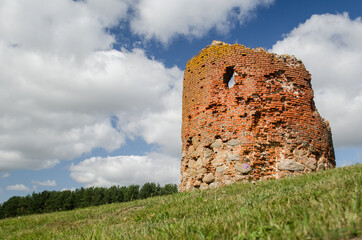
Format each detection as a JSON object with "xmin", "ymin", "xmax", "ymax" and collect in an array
[{"xmin": 1, "ymin": 164, "xmax": 361, "ymax": 240}]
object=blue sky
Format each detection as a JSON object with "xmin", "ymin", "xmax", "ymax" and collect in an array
[{"xmin": 0, "ymin": 0, "xmax": 361, "ymax": 203}]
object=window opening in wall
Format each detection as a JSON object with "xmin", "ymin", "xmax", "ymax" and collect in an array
[
  {"xmin": 223, "ymin": 66, "xmax": 236, "ymax": 88},
  {"xmin": 228, "ymin": 72, "xmax": 235, "ymax": 88}
]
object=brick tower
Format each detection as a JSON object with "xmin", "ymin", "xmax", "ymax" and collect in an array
[{"xmin": 179, "ymin": 41, "xmax": 335, "ymax": 191}]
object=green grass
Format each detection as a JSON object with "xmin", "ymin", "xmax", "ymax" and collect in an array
[{"xmin": 1, "ymin": 164, "xmax": 361, "ymax": 240}]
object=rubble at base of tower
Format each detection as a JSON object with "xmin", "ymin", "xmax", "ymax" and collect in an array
[{"xmin": 179, "ymin": 41, "xmax": 335, "ymax": 192}]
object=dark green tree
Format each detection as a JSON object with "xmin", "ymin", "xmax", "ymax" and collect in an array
[
  {"xmin": 63, "ymin": 191, "xmax": 76, "ymax": 210},
  {"xmin": 2, "ymin": 196, "xmax": 20, "ymax": 217},
  {"xmin": 161, "ymin": 184, "xmax": 178, "ymax": 195},
  {"xmin": 0, "ymin": 182, "xmax": 178, "ymax": 219},
  {"xmin": 140, "ymin": 182, "xmax": 158, "ymax": 199},
  {"xmin": 124, "ymin": 185, "xmax": 139, "ymax": 201},
  {"xmin": 93, "ymin": 187, "xmax": 106, "ymax": 206}
]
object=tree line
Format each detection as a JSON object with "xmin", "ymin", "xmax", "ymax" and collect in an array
[{"xmin": 0, "ymin": 182, "xmax": 178, "ymax": 219}]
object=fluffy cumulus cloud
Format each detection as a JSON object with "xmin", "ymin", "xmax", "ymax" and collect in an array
[
  {"xmin": 130, "ymin": 0, "xmax": 274, "ymax": 43},
  {"xmin": 31, "ymin": 180, "xmax": 57, "ymax": 187},
  {"xmin": 6, "ymin": 184, "xmax": 31, "ymax": 192},
  {"xmin": 271, "ymin": 13, "xmax": 362, "ymax": 148},
  {"xmin": 70, "ymin": 153, "xmax": 180, "ymax": 187},
  {"xmin": 0, "ymin": 0, "xmax": 183, "ymax": 175},
  {"xmin": 0, "ymin": 0, "xmax": 130, "ymax": 57}
]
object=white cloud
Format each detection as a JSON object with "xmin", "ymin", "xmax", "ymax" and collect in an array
[
  {"xmin": 0, "ymin": 0, "xmax": 183, "ymax": 172},
  {"xmin": 1, "ymin": 172, "xmax": 10, "ymax": 178},
  {"xmin": 6, "ymin": 184, "xmax": 31, "ymax": 192},
  {"xmin": 0, "ymin": 45, "xmax": 183, "ymax": 171},
  {"xmin": 0, "ymin": 0, "xmax": 131, "ymax": 58},
  {"xmin": 271, "ymin": 13, "xmax": 362, "ymax": 148},
  {"xmin": 69, "ymin": 153, "xmax": 180, "ymax": 187},
  {"xmin": 121, "ymin": 69, "xmax": 183, "ymax": 156},
  {"xmin": 130, "ymin": 0, "xmax": 274, "ymax": 43},
  {"xmin": 61, "ymin": 187, "xmax": 76, "ymax": 192},
  {"xmin": 31, "ymin": 180, "xmax": 57, "ymax": 187}
]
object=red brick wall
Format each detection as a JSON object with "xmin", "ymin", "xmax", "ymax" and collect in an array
[{"xmin": 180, "ymin": 41, "xmax": 335, "ymax": 191}]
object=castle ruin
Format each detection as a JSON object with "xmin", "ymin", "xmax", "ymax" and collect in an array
[{"xmin": 179, "ymin": 41, "xmax": 335, "ymax": 191}]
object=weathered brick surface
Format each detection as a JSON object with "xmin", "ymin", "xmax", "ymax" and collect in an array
[{"xmin": 179, "ymin": 41, "xmax": 335, "ymax": 192}]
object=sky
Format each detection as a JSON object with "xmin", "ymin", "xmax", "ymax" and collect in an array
[{"xmin": 0, "ymin": 0, "xmax": 361, "ymax": 203}]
